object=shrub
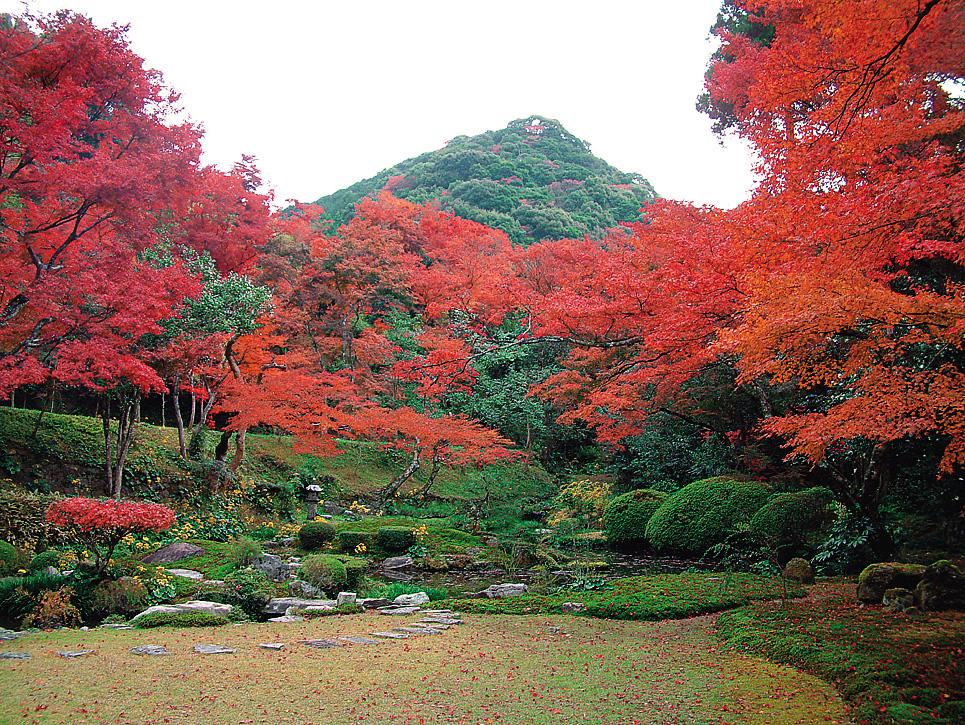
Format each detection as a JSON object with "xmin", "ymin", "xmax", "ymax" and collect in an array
[
  {"xmin": 645, "ymin": 476, "xmax": 770, "ymax": 555},
  {"xmin": 229, "ymin": 537, "xmax": 263, "ymax": 569},
  {"xmin": 0, "ymin": 572, "xmax": 69, "ymax": 628},
  {"xmin": 0, "ymin": 540, "xmax": 22, "ymax": 576},
  {"xmin": 134, "ymin": 610, "xmax": 230, "ymax": 628},
  {"xmin": 206, "ymin": 567, "xmax": 274, "ymax": 619},
  {"xmin": 298, "ymin": 521, "xmax": 336, "ymax": 550},
  {"xmin": 376, "ymin": 526, "xmax": 416, "ymax": 554},
  {"xmin": 248, "ymin": 525, "xmax": 278, "ymax": 541},
  {"xmin": 46, "ymin": 498, "xmax": 175, "ymax": 574},
  {"xmin": 22, "ymin": 587, "xmax": 82, "ymax": 629},
  {"xmin": 0, "ymin": 489, "xmax": 57, "ymax": 550},
  {"xmin": 378, "ymin": 581, "xmax": 449, "ymax": 601},
  {"xmin": 332, "ymin": 555, "xmax": 367, "ymax": 588},
  {"xmin": 337, "ymin": 530, "xmax": 375, "ymax": 554},
  {"xmin": 603, "ymin": 489, "xmax": 668, "ymax": 548},
  {"xmin": 298, "ymin": 555, "xmax": 347, "ymax": 594},
  {"xmin": 749, "ymin": 487, "xmax": 834, "ymax": 558},
  {"xmin": 27, "ymin": 550, "xmax": 61, "ymax": 574},
  {"xmin": 90, "ymin": 576, "xmax": 150, "ymax": 618}
]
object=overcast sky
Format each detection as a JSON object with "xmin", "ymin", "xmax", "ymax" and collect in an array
[{"xmin": 10, "ymin": 0, "xmax": 757, "ymax": 208}]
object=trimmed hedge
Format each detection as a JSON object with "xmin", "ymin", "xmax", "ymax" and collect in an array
[
  {"xmin": 749, "ymin": 487, "xmax": 834, "ymax": 557},
  {"xmin": 298, "ymin": 554, "xmax": 347, "ymax": 594},
  {"xmin": 376, "ymin": 526, "xmax": 416, "ymax": 554},
  {"xmin": 645, "ymin": 476, "xmax": 770, "ymax": 555},
  {"xmin": 134, "ymin": 611, "xmax": 230, "ymax": 628},
  {"xmin": 0, "ymin": 540, "xmax": 21, "ymax": 577},
  {"xmin": 28, "ymin": 550, "xmax": 61, "ymax": 573},
  {"xmin": 603, "ymin": 489, "xmax": 667, "ymax": 548},
  {"xmin": 298, "ymin": 521, "xmax": 336, "ymax": 550},
  {"xmin": 332, "ymin": 555, "xmax": 367, "ymax": 588},
  {"xmin": 337, "ymin": 530, "xmax": 375, "ymax": 553}
]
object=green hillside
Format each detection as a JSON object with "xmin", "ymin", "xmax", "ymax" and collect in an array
[{"xmin": 312, "ymin": 116, "xmax": 657, "ymax": 245}]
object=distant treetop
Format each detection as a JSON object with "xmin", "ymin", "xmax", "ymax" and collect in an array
[{"xmin": 311, "ymin": 116, "xmax": 657, "ymax": 245}]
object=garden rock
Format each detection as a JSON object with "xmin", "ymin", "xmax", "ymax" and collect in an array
[
  {"xmin": 783, "ymin": 558, "xmax": 815, "ymax": 584},
  {"xmin": 396, "ymin": 626, "xmax": 441, "ymax": 635},
  {"xmin": 251, "ymin": 554, "xmax": 294, "ymax": 582},
  {"xmin": 372, "ymin": 631, "xmax": 408, "ymax": 639},
  {"xmin": 393, "ymin": 592, "xmax": 430, "ymax": 606},
  {"xmin": 561, "ymin": 602, "xmax": 587, "ymax": 613},
  {"xmin": 882, "ymin": 587, "xmax": 916, "ymax": 613},
  {"xmin": 165, "ymin": 568, "xmax": 204, "ymax": 580},
  {"xmin": 339, "ymin": 636, "xmax": 378, "ymax": 645},
  {"xmin": 42, "ymin": 566, "xmax": 60, "ymax": 577},
  {"xmin": 915, "ymin": 560, "xmax": 965, "ymax": 611},
  {"xmin": 0, "ymin": 629, "xmax": 23, "ymax": 641},
  {"xmin": 358, "ymin": 597, "xmax": 392, "ymax": 609},
  {"xmin": 478, "ymin": 583, "xmax": 528, "ymax": 599},
  {"xmin": 130, "ymin": 604, "xmax": 182, "ymax": 621},
  {"xmin": 857, "ymin": 562, "xmax": 927, "ymax": 603},
  {"xmin": 57, "ymin": 650, "xmax": 94, "ymax": 658},
  {"xmin": 288, "ymin": 579, "xmax": 325, "ymax": 598},
  {"xmin": 382, "ymin": 556, "xmax": 414, "ymax": 570},
  {"xmin": 0, "ymin": 652, "xmax": 30, "ymax": 660},
  {"xmin": 259, "ymin": 643, "xmax": 285, "ymax": 650},
  {"xmin": 130, "ymin": 645, "xmax": 168, "ymax": 656},
  {"xmin": 299, "ymin": 638, "xmax": 341, "ymax": 649},
  {"xmin": 174, "ymin": 600, "xmax": 233, "ymax": 617},
  {"xmin": 141, "ymin": 542, "xmax": 204, "ymax": 564},
  {"xmin": 378, "ymin": 605, "xmax": 421, "ymax": 616},
  {"xmin": 194, "ymin": 644, "xmax": 235, "ymax": 655},
  {"xmin": 268, "ymin": 615, "xmax": 303, "ymax": 623},
  {"xmin": 337, "ymin": 592, "xmax": 357, "ymax": 607},
  {"xmin": 264, "ymin": 597, "xmax": 337, "ymax": 616}
]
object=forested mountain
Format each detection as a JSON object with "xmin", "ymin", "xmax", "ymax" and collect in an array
[{"xmin": 312, "ymin": 116, "xmax": 657, "ymax": 245}]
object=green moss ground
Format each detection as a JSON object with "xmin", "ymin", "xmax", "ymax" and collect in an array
[{"xmin": 0, "ymin": 612, "xmax": 844, "ymax": 724}]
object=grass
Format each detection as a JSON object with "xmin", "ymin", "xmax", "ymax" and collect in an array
[
  {"xmin": 444, "ymin": 572, "xmax": 803, "ymax": 621},
  {"xmin": 716, "ymin": 581, "xmax": 965, "ymax": 724},
  {"xmin": 0, "ymin": 612, "xmax": 844, "ymax": 724}
]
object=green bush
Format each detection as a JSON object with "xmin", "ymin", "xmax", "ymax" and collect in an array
[
  {"xmin": 27, "ymin": 550, "xmax": 61, "ymax": 573},
  {"xmin": 0, "ymin": 489, "xmax": 57, "ymax": 550},
  {"xmin": 337, "ymin": 530, "xmax": 375, "ymax": 553},
  {"xmin": 0, "ymin": 540, "xmax": 22, "ymax": 576},
  {"xmin": 377, "ymin": 581, "xmax": 449, "ymax": 602},
  {"xmin": 603, "ymin": 489, "xmax": 668, "ymax": 548},
  {"xmin": 376, "ymin": 526, "xmax": 416, "ymax": 554},
  {"xmin": 229, "ymin": 538, "xmax": 263, "ymax": 569},
  {"xmin": 0, "ymin": 572, "xmax": 69, "ymax": 628},
  {"xmin": 749, "ymin": 487, "xmax": 834, "ymax": 557},
  {"xmin": 247, "ymin": 525, "xmax": 278, "ymax": 541},
  {"xmin": 90, "ymin": 576, "xmax": 150, "ymax": 618},
  {"xmin": 332, "ymin": 555, "xmax": 367, "ymax": 588},
  {"xmin": 198, "ymin": 567, "xmax": 273, "ymax": 619},
  {"xmin": 298, "ymin": 554, "xmax": 347, "ymax": 594},
  {"xmin": 134, "ymin": 611, "xmax": 230, "ymax": 628},
  {"xmin": 298, "ymin": 521, "xmax": 336, "ymax": 550},
  {"xmin": 645, "ymin": 476, "xmax": 770, "ymax": 555}
]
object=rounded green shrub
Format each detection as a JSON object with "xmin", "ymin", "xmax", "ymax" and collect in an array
[
  {"xmin": 298, "ymin": 554, "xmax": 347, "ymax": 594},
  {"xmin": 645, "ymin": 476, "xmax": 770, "ymax": 555},
  {"xmin": 90, "ymin": 576, "xmax": 150, "ymax": 618},
  {"xmin": 134, "ymin": 611, "xmax": 230, "ymax": 628},
  {"xmin": 298, "ymin": 521, "xmax": 336, "ymax": 550},
  {"xmin": 199, "ymin": 567, "xmax": 273, "ymax": 618},
  {"xmin": 376, "ymin": 526, "xmax": 416, "ymax": 554},
  {"xmin": 229, "ymin": 537, "xmax": 263, "ymax": 569},
  {"xmin": 749, "ymin": 487, "xmax": 834, "ymax": 556},
  {"xmin": 0, "ymin": 540, "xmax": 22, "ymax": 576},
  {"xmin": 27, "ymin": 550, "xmax": 61, "ymax": 573},
  {"xmin": 333, "ymin": 555, "xmax": 367, "ymax": 588},
  {"xmin": 337, "ymin": 530, "xmax": 375, "ymax": 554},
  {"xmin": 603, "ymin": 489, "xmax": 668, "ymax": 548}
]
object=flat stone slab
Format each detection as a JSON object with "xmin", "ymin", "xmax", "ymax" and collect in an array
[
  {"xmin": 421, "ymin": 617, "xmax": 463, "ymax": 626},
  {"xmin": 372, "ymin": 631, "xmax": 408, "ymax": 639},
  {"xmin": 0, "ymin": 652, "xmax": 30, "ymax": 660},
  {"xmin": 165, "ymin": 568, "xmax": 204, "ymax": 580},
  {"xmin": 57, "ymin": 650, "xmax": 94, "ymax": 658},
  {"xmin": 267, "ymin": 615, "xmax": 304, "ymax": 623},
  {"xmin": 393, "ymin": 592, "xmax": 430, "ymax": 606},
  {"xmin": 423, "ymin": 609, "xmax": 455, "ymax": 615},
  {"xmin": 264, "ymin": 597, "xmax": 337, "ymax": 616},
  {"xmin": 378, "ymin": 606, "xmax": 421, "ymax": 616},
  {"xmin": 338, "ymin": 636, "xmax": 378, "ymax": 645},
  {"xmin": 194, "ymin": 644, "xmax": 235, "ymax": 655},
  {"xmin": 141, "ymin": 542, "xmax": 204, "ymax": 564},
  {"xmin": 99, "ymin": 623, "xmax": 133, "ymax": 630},
  {"xmin": 411, "ymin": 622, "xmax": 449, "ymax": 630},
  {"xmin": 358, "ymin": 598, "xmax": 392, "ymax": 609},
  {"xmin": 130, "ymin": 645, "xmax": 169, "ymax": 656},
  {"xmin": 259, "ymin": 643, "xmax": 285, "ymax": 650},
  {"xmin": 0, "ymin": 629, "xmax": 24, "ymax": 641},
  {"xmin": 131, "ymin": 600, "xmax": 233, "ymax": 622},
  {"xmin": 395, "ymin": 626, "xmax": 442, "ymax": 635},
  {"xmin": 298, "ymin": 639, "xmax": 341, "ymax": 649}
]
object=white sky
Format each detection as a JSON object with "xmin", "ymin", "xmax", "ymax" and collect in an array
[{"xmin": 9, "ymin": 0, "xmax": 756, "ymax": 208}]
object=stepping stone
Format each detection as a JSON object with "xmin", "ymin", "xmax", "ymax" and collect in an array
[
  {"xmin": 57, "ymin": 650, "xmax": 94, "ymax": 658},
  {"xmin": 423, "ymin": 609, "xmax": 454, "ymax": 615},
  {"xmin": 378, "ymin": 606, "xmax": 421, "ymax": 616},
  {"xmin": 165, "ymin": 568, "xmax": 204, "ymax": 580},
  {"xmin": 0, "ymin": 629, "xmax": 23, "ymax": 641},
  {"xmin": 421, "ymin": 617, "xmax": 463, "ymax": 625},
  {"xmin": 338, "ymin": 635, "xmax": 379, "ymax": 645},
  {"xmin": 298, "ymin": 639, "xmax": 341, "ymax": 649},
  {"xmin": 99, "ymin": 623, "xmax": 133, "ymax": 630},
  {"xmin": 358, "ymin": 597, "xmax": 392, "ymax": 609},
  {"xmin": 259, "ymin": 643, "xmax": 285, "ymax": 650},
  {"xmin": 395, "ymin": 626, "xmax": 442, "ymax": 635},
  {"xmin": 194, "ymin": 644, "xmax": 235, "ymax": 655},
  {"xmin": 411, "ymin": 622, "xmax": 449, "ymax": 630},
  {"xmin": 130, "ymin": 645, "xmax": 168, "ymax": 656},
  {"xmin": 372, "ymin": 631, "xmax": 408, "ymax": 639},
  {"xmin": 268, "ymin": 615, "xmax": 304, "ymax": 623},
  {"xmin": 0, "ymin": 652, "xmax": 30, "ymax": 660}
]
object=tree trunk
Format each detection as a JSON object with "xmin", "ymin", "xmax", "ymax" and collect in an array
[
  {"xmin": 102, "ymin": 397, "xmax": 113, "ymax": 494},
  {"xmin": 228, "ymin": 429, "xmax": 246, "ymax": 473},
  {"xmin": 171, "ymin": 377, "xmax": 187, "ymax": 459},
  {"xmin": 110, "ymin": 394, "xmax": 139, "ymax": 499},
  {"xmin": 160, "ymin": 390, "xmax": 166, "ymax": 428},
  {"xmin": 417, "ymin": 446, "xmax": 444, "ymax": 498},
  {"xmin": 381, "ymin": 445, "xmax": 421, "ymax": 505},
  {"xmin": 187, "ymin": 376, "xmax": 196, "ymax": 430}
]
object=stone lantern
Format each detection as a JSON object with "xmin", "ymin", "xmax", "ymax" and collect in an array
[{"xmin": 304, "ymin": 484, "xmax": 323, "ymax": 520}]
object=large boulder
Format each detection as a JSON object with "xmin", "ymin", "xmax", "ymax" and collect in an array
[
  {"xmin": 382, "ymin": 556, "xmax": 414, "ymax": 570},
  {"xmin": 288, "ymin": 579, "xmax": 325, "ymax": 598},
  {"xmin": 478, "ymin": 583, "xmax": 528, "ymax": 599},
  {"xmin": 856, "ymin": 562, "xmax": 927, "ymax": 604},
  {"xmin": 783, "ymin": 558, "xmax": 815, "ymax": 584},
  {"xmin": 250, "ymin": 554, "xmax": 294, "ymax": 582},
  {"xmin": 130, "ymin": 600, "xmax": 233, "ymax": 622},
  {"xmin": 915, "ymin": 560, "xmax": 965, "ymax": 612},
  {"xmin": 882, "ymin": 587, "xmax": 916, "ymax": 613},
  {"xmin": 141, "ymin": 542, "xmax": 204, "ymax": 564},
  {"xmin": 393, "ymin": 592, "xmax": 430, "ymax": 606},
  {"xmin": 264, "ymin": 597, "xmax": 337, "ymax": 616}
]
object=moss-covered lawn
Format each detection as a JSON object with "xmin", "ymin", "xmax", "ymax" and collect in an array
[
  {"xmin": 717, "ymin": 581, "xmax": 965, "ymax": 724},
  {"xmin": 0, "ymin": 612, "xmax": 843, "ymax": 724}
]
